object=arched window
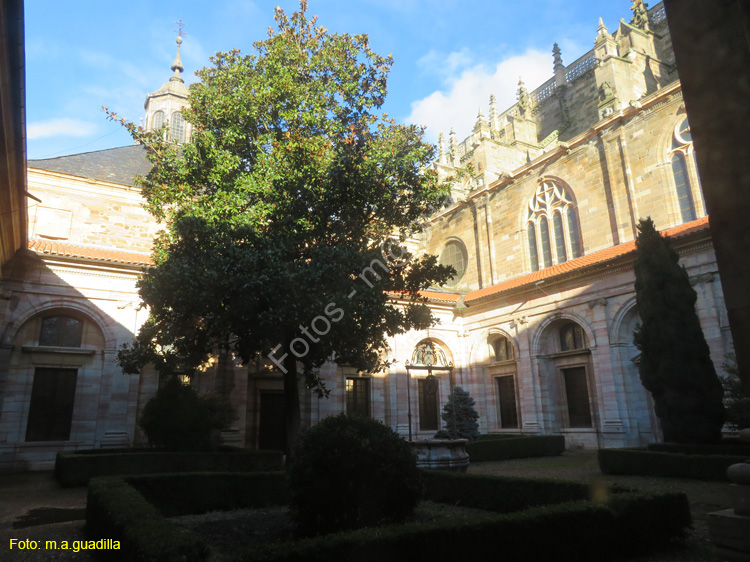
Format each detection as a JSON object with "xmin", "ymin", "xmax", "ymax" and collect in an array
[
  {"xmin": 669, "ymin": 118, "xmax": 700, "ymax": 223},
  {"xmin": 526, "ymin": 180, "xmax": 583, "ymax": 272},
  {"xmin": 527, "ymin": 223, "xmax": 539, "ymax": 272},
  {"xmin": 439, "ymin": 239, "xmax": 468, "ymax": 287},
  {"xmin": 539, "ymin": 216, "xmax": 552, "ymax": 268},
  {"xmin": 559, "ymin": 322, "xmax": 585, "ymax": 352},
  {"xmin": 567, "ymin": 210, "xmax": 583, "ymax": 259},
  {"xmin": 553, "ymin": 212, "xmax": 567, "ymax": 263},
  {"xmin": 170, "ymin": 112, "xmax": 186, "ymax": 143},
  {"xmin": 152, "ymin": 110, "xmax": 165, "ymax": 131},
  {"xmin": 492, "ymin": 336, "xmax": 514, "ymax": 362},
  {"xmin": 22, "ymin": 311, "xmax": 101, "ymax": 442},
  {"xmin": 39, "ymin": 316, "xmax": 83, "ymax": 347}
]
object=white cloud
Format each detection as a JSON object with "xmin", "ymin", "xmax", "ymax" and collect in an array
[
  {"xmin": 27, "ymin": 118, "xmax": 98, "ymax": 140},
  {"xmin": 406, "ymin": 49, "xmax": 551, "ymax": 143},
  {"xmin": 417, "ymin": 47, "xmax": 473, "ymax": 80}
]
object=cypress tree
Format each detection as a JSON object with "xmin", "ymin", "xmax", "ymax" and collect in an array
[
  {"xmin": 633, "ymin": 217, "xmax": 725, "ymax": 443},
  {"xmin": 435, "ymin": 386, "xmax": 480, "ymax": 440}
]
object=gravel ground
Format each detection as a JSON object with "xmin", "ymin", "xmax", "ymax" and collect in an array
[{"xmin": 0, "ymin": 451, "xmax": 736, "ymax": 561}]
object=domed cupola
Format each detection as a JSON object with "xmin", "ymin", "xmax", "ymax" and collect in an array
[{"xmin": 144, "ymin": 36, "xmax": 191, "ymax": 143}]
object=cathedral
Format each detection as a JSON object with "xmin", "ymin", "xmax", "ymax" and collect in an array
[{"xmin": 0, "ymin": 1, "xmax": 732, "ymax": 470}]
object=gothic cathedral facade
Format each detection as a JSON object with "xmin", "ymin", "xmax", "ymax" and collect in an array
[{"xmin": 0, "ymin": 2, "xmax": 732, "ymax": 469}]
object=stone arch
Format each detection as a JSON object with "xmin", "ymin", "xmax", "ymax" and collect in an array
[
  {"xmin": 609, "ymin": 298, "xmax": 658, "ymax": 444},
  {"xmin": 6, "ymin": 297, "xmax": 116, "ymax": 349},
  {"xmin": 3, "ymin": 298, "xmax": 115, "ymax": 450},
  {"xmin": 469, "ymin": 327, "xmax": 522, "ymax": 432},
  {"xmin": 530, "ymin": 311, "xmax": 596, "ymax": 357},
  {"xmin": 610, "ymin": 296, "xmax": 639, "ymax": 345},
  {"xmin": 532, "ymin": 313, "xmax": 597, "ymax": 435}
]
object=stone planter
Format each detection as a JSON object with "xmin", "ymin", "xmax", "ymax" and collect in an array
[
  {"xmin": 410, "ymin": 439, "xmax": 469, "ymax": 472},
  {"xmin": 708, "ymin": 461, "xmax": 750, "ymax": 561}
]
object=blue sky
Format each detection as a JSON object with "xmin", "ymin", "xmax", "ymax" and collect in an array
[{"xmin": 24, "ymin": 1, "xmax": 633, "ymax": 160}]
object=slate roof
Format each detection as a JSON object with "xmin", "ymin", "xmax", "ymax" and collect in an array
[
  {"xmin": 28, "ymin": 145, "xmax": 151, "ymax": 187},
  {"xmin": 464, "ymin": 216, "xmax": 710, "ymax": 303},
  {"xmin": 28, "ymin": 239, "xmax": 153, "ymax": 266}
]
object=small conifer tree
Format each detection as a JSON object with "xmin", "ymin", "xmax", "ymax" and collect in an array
[
  {"xmin": 633, "ymin": 217, "xmax": 725, "ymax": 443},
  {"xmin": 435, "ymin": 386, "xmax": 480, "ymax": 440},
  {"xmin": 721, "ymin": 354, "xmax": 750, "ymax": 430}
]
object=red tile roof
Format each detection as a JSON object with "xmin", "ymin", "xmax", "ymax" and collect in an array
[
  {"xmin": 465, "ymin": 216, "xmax": 710, "ymax": 303},
  {"xmin": 28, "ymin": 239, "xmax": 153, "ymax": 266},
  {"xmin": 418, "ymin": 290, "xmax": 462, "ymax": 303}
]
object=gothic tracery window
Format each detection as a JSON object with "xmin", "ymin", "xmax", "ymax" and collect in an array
[
  {"xmin": 526, "ymin": 180, "xmax": 583, "ymax": 272},
  {"xmin": 669, "ymin": 118, "xmax": 700, "ymax": 223}
]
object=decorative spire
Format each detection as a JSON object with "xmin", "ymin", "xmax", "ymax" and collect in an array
[
  {"xmin": 474, "ymin": 107, "xmax": 488, "ymax": 131},
  {"xmin": 517, "ymin": 78, "xmax": 530, "ymax": 116},
  {"xmin": 595, "ymin": 16, "xmax": 617, "ymax": 58},
  {"xmin": 489, "ymin": 94, "xmax": 498, "ymax": 123},
  {"xmin": 438, "ymin": 132, "xmax": 446, "ymax": 164},
  {"xmin": 449, "ymin": 128, "xmax": 457, "ymax": 163},
  {"xmin": 170, "ymin": 36, "xmax": 184, "ymax": 83},
  {"xmin": 597, "ymin": 17, "xmax": 609, "ymax": 37},
  {"xmin": 553, "ymin": 43, "xmax": 567, "ymax": 88},
  {"xmin": 552, "ymin": 43, "xmax": 564, "ymax": 72}
]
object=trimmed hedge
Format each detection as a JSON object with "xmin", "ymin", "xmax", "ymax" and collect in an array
[
  {"xmin": 130, "ymin": 471, "xmax": 289, "ymax": 516},
  {"xmin": 241, "ymin": 490, "xmax": 690, "ymax": 562},
  {"xmin": 86, "ymin": 477, "xmax": 209, "ymax": 562},
  {"xmin": 56, "ymin": 448, "xmax": 284, "ymax": 486},
  {"xmin": 648, "ymin": 442, "xmax": 750, "ymax": 456},
  {"xmin": 466, "ymin": 434, "xmax": 565, "ymax": 462},
  {"xmin": 421, "ymin": 470, "xmax": 591, "ymax": 512},
  {"xmin": 86, "ymin": 472, "xmax": 288, "ymax": 561},
  {"xmin": 87, "ymin": 470, "xmax": 690, "ymax": 562},
  {"xmin": 598, "ymin": 447, "xmax": 748, "ymax": 481}
]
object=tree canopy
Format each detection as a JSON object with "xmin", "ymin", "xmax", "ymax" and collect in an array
[
  {"xmin": 115, "ymin": 1, "xmax": 454, "ymax": 452},
  {"xmin": 633, "ymin": 217, "xmax": 725, "ymax": 444}
]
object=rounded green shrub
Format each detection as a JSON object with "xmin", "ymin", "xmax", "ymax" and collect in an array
[
  {"xmin": 139, "ymin": 378, "xmax": 235, "ymax": 451},
  {"xmin": 288, "ymin": 414, "xmax": 421, "ymax": 535}
]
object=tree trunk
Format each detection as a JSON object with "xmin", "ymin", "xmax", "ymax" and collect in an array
[{"xmin": 283, "ymin": 347, "xmax": 301, "ymax": 458}]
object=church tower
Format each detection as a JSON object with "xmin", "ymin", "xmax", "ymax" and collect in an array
[{"xmin": 143, "ymin": 36, "xmax": 191, "ymax": 143}]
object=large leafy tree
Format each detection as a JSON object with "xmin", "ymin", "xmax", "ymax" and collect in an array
[
  {"xmin": 115, "ymin": 2, "xmax": 454, "ymax": 453},
  {"xmin": 633, "ymin": 217, "xmax": 725, "ymax": 443}
]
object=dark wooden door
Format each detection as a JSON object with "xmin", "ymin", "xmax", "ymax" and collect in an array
[{"xmin": 258, "ymin": 392, "xmax": 286, "ymax": 452}]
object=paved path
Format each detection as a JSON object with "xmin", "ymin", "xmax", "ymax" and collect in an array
[{"xmin": 1, "ymin": 472, "xmax": 93, "ymax": 561}]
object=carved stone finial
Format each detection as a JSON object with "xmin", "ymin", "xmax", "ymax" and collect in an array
[
  {"xmin": 630, "ymin": 0, "xmax": 650, "ymax": 30},
  {"xmin": 489, "ymin": 94, "xmax": 498, "ymax": 122},
  {"xmin": 170, "ymin": 36, "xmax": 184, "ymax": 83},
  {"xmin": 553, "ymin": 43, "xmax": 564, "ymax": 71},
  {"xmin": 474, "ymin": 107, "xmax": 488, "ymax": 131},
  {"xmin": 438, "ymin": 132, "xmax": 446, "ymax": 164},
  {"xmin": 517, "ymin": 77, "xmax": 530, "ymax": 115},
  {"xmin": 449, "ymin": 128, "xmax": 458, "ymax": 162},
  {"xmin": 597, "ymin": 17, "xmax": 609, "ymax": 36}
]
